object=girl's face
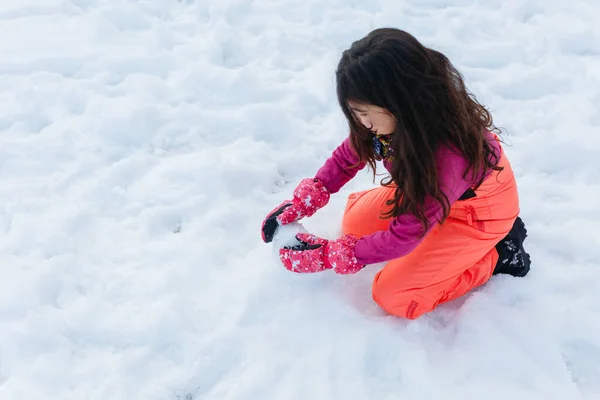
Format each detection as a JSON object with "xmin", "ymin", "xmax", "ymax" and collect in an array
[{"xmin": 348, "ymin": 100, "xmax": 396, "ymax": 136}]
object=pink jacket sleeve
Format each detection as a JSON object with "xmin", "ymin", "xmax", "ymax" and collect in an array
[
  {"xmin": 353, "ymin": 145, "xmax": 480, "ymax": 265},
  {"xmin": 314, "ymin": 136, "xmax": 367, "ymax": 194}
]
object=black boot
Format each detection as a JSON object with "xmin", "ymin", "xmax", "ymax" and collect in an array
[{"xmin": 493, "ymin": 216, "xmax": 531, "ymax": 277}]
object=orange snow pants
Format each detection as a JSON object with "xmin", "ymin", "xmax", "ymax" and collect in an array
[{"xmin": 342, "ymin": 150, "xmax": 519, "ymax": 319}]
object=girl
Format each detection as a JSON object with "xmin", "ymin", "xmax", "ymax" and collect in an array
[{"xmin": 261, "ymin": 28, "xmax": 531, "ymax": 320}]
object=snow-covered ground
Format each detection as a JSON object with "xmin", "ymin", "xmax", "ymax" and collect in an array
[{"xmin": 1, "ymin": 0, "xmax": 599, "ymax": 399}]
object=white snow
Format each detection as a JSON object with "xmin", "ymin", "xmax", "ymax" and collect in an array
[{"xmin": 0, "ymin": 0, "xmax": 599, "ymax": 399}]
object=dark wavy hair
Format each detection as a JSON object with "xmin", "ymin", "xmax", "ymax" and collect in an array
[{"xmin": 336, "ymin": 28, "xmax": 503, "ymax": 235}]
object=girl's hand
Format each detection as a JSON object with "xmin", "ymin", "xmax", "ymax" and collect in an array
[
  {"xmin": 279, "ymin": 233, "xmax": 365, "ymax": 275},
  {"xmin": 261, "ymin": 178, "xmax": 330, "ymax": 243}
]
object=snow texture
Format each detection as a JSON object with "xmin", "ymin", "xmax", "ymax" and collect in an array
[{"xmin": 1, "ymin": 0, "xmax": 599, "ymax": 399}]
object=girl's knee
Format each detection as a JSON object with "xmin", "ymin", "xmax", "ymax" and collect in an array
[
  {"xmin": 372, "ymin": 274, "xmax": 418, "ymax": 319},
  {"xmin": 372, "ymin": 271, "xmax": 436, "ymax": 319},
  {"xmin": 342, "ymin": 188, "xmax": 394, "ymax": 237}
]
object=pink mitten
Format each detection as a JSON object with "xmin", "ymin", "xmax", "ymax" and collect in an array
[
  {"xmin": 279, "ymin": 233, "xmax": 365, "ymax": 274},
  {"xmin": 261, "ymin": 178, "xmax": 330, "ymax": 243}
]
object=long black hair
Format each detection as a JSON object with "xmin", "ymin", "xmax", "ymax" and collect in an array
[{"xmin": 336, "ymin": 28, "xmax": 502, "ymax": 234}]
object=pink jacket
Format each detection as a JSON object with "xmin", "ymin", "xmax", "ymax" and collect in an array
[{"xmin": 314, "ymin": 132, "xmax": 500, "ymax": 265}]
